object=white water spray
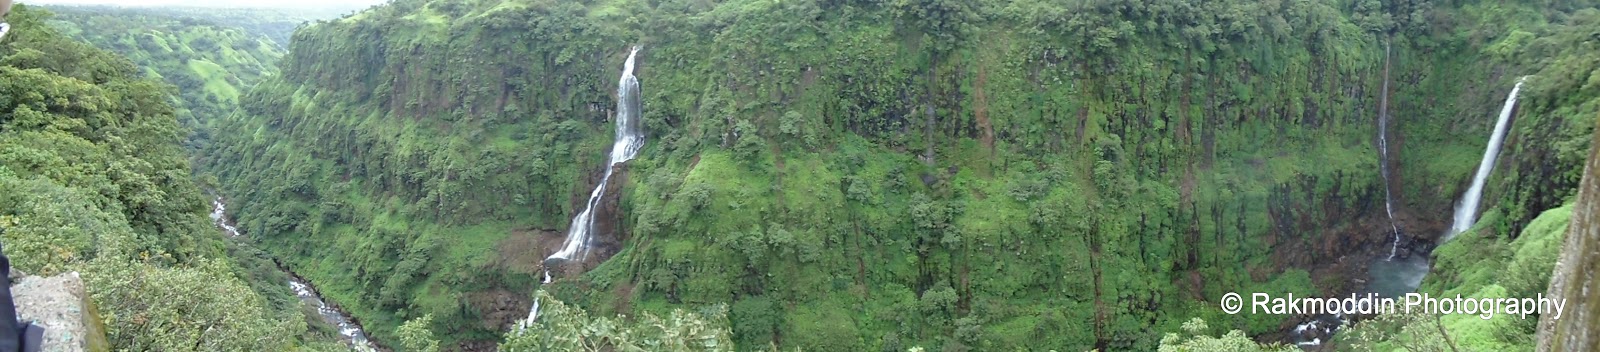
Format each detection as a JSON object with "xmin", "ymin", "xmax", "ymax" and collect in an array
[
  {"xmin": 518, "ymin": 293, "xmax": 542, "ymax": 330},
  {"xmin": 1445, "ymin": 77, "xmax": 1526, "ymax": 241}
]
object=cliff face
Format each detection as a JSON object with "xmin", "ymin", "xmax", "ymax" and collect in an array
[
  {"xmin": 1538, "ymin": 112, "xmax": 1600, "ymax": 350},
  {"xmin": 205, "ymin": 0, "xmax": 1592, "ymax": 349}
]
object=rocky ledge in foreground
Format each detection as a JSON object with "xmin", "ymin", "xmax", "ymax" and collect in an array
[{"xmin": 10, "ymin": 271, "xmax": 109, "ymax": 352}]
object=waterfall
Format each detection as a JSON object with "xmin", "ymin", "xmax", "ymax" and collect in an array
[
  {"xmin": 1377, "ymin": 42, "xmax": 1402, "ymax": 260},
  {"xmin": 547, "ymin": 46, "xmax": 645, "ymax": 262},
  {"xmin": 518, "ymin": 294, "xmax": 542, "ymax": 330},
  {"xmin": 1446, "ymin": 77, "xmax": 1527, "ymax": 241},
  {"xmin": 524, "ymin": 46, "xmax": 643, "ymax": 329}
]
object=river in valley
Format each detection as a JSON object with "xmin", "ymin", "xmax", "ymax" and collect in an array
[{"xmin": 210, "ymin": 196, "xmax": 377, "ymax": 351}]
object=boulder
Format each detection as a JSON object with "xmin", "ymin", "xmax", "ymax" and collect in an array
[{"xmin": 11, "ymin": 272, "xmax": 109, "ymax": 352}]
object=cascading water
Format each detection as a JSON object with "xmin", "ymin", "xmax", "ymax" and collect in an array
[
  {"xmin": 546, "ymin": 45, "xmax": 644, "ymax": 262},
  {"xmin": 289, "ymin": 279, "xmax": 377, "ymax": 352},
  {"xmin": 210, "ymin": 197, "xmax": 242, "ymax": 237},
  {"xmin": 1295, "ymin": 43, "xmax": 1408, "ymax": 348},
  {"xmin": 1376, "ymin": 42, "xmax": 1403, "ymax": 260},
  {"xmin": 523, "ymin": 46, "xmax": 644, "ymax": 329},
  {"xmin": 1446, "ymin": 77, "xmax": 1526, "ymax": 242}
]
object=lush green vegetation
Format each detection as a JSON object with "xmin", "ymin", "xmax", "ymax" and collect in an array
[
  {"xmin": 42, "ymin": 6, "xmax": 289, "ymax": 151},
  {"xmin": 1158, "ymin": 318, "xmax": 1294, "ymax": 352},
  {"xmin": 496, "ymin": 290, "xmax": 733, "ymax": 351},
  {"xmin": 48, "ymin": 5, "xmax": 343, "ymax": 48},
  {"xmin": 0, "ymin": 6, "xmax": 344, "ymax": 351},
  {"xmin": 192, "ymin": 0, "xmax": 1600, "ymax": 351}
]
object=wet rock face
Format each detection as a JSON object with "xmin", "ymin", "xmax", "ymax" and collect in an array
[{"xmin": 11, "ymin": 272, "xmax": 109, "ymax": 352}]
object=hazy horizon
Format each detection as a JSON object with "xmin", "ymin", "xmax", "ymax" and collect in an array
[{"xmin": 19, "ymin": 0, "xmax": 388, "ymax": 10}]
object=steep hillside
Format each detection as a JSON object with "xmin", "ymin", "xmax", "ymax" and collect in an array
[
  {"xmin": 0, "ymin": 5, "xmax": 351, "ymax": 351},
  {"xmin": 205, "ymin": 0, "xmax": 1597, "ymax": 350},
  {"xmin": 44, "ymin": 6, "xmax": 288, "ymax": 151}
]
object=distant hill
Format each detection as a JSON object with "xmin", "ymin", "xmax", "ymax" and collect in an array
[{"xmin": 44, "ymin": 5, "xmax": 293, "ymax": 150}]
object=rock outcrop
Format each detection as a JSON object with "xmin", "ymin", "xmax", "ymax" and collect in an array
[{"xmin": 10, "ymin": 271, "xmax": 109, "ymax": 352}]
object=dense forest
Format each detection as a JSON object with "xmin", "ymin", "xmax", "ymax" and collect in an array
[
  {"xmin": 196, "ymin": 0, "xmax": 1600, "ymax": 350},
  {"xmin": 2, "ymin": 0, "xmax": 1599, "ymax": 350}
]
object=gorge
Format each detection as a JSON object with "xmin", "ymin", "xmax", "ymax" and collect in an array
[{"xmin": 3, "ymin": 0, "xmax": 1599, "ymax": 351}]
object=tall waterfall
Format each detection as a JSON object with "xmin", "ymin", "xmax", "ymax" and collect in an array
[
  {"xmin": 547, "ymin": 46, "xmax": 645, "ymax": 262},
  {"xmin": 523, "ymin": 46, "xmax": 643, "ymax": 330},
  {"xmin": 1446, "ymin": 77, "xmax": 1526, "ymax": 241},
  {"xmin": 1377, "ymin": 42, "xmax": 1402, "ymax": 260}
]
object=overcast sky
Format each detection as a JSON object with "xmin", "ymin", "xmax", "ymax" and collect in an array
[{"xmin": 19, "ymin": 0, "xmax": 389, "ymax": 10}]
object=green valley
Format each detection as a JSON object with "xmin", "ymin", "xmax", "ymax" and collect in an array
[
  {"xmin": 0, "ymin": 4, "xmax": 346, "ymax": 350},
  {"xmin": 43, "ymin": 5, "xmax": 292, "ymax": 150},
  {"xmin": 3, "ymin": 0, "xmax": 1600, "ymax": 351}
]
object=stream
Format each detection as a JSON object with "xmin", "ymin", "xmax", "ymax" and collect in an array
[{"xmin": 209, "ymin": 196, "xmax": 377, "ymax": 351}]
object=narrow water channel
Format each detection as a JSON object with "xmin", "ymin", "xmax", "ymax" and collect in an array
[{"xmin": 209, "ymin": 196, "xmax": 377, "ymax": 351}]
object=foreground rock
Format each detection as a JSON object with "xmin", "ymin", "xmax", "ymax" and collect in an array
[{"xmin": 11, "ymin": 272, "xmax": 109, "ymax": 352}]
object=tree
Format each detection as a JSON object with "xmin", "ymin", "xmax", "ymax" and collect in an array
[
  {"xmin": 1339, "ymin": 311, "xmax": 1460, "ymax": 352},
  {"xmin": 83, "ymin": 259, "xmax": 301, "ymax": 351},
  {"xmin": 397, "ymin": 314, "xmax": 441, "ymax": 352},
  {"xmin": 889, "ymin": 0, "xmax": 981, "ymax": 54},
  {"xmin": 1158, "ymin": 318, "xmax": 1295, "ymax": 352},
  {"xmin": 501, "ymin": 290, "xmax": 734, "ymax": 352}
]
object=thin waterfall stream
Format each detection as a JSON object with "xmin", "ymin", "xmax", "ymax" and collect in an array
[
  {"xmin": 546, "ymin": 45, "xmax": 644, "ymax": 263},
  {"xmin": 1377, "ymin": 41, "xmax": 1403, "ymax": 261}
]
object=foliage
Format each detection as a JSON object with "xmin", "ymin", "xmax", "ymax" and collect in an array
[
  {"xmin": 44, "ymin": 5, "xmax": 288, "ymax": 151},
  {"xmin": 1338, "ymin": 311, "xmax": 1462, "ymax": 352},
  {"xmin": 398, "ymin": 314, "xmax": 442, "ymax": 352},
  {"xmin": 0, "ymin": 5, "xmax": 337, "ymax": 350},
  {"xmin": 1157, "ymin": 318, "xmax": 1295, "ymax": 352},
  {"xmin": 499, "ymin": 290, "xmax": 734, "ymax": 352},
  {"xmin": 82, "ymin": 258, "xmax": 301, "ymax": 351}
]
